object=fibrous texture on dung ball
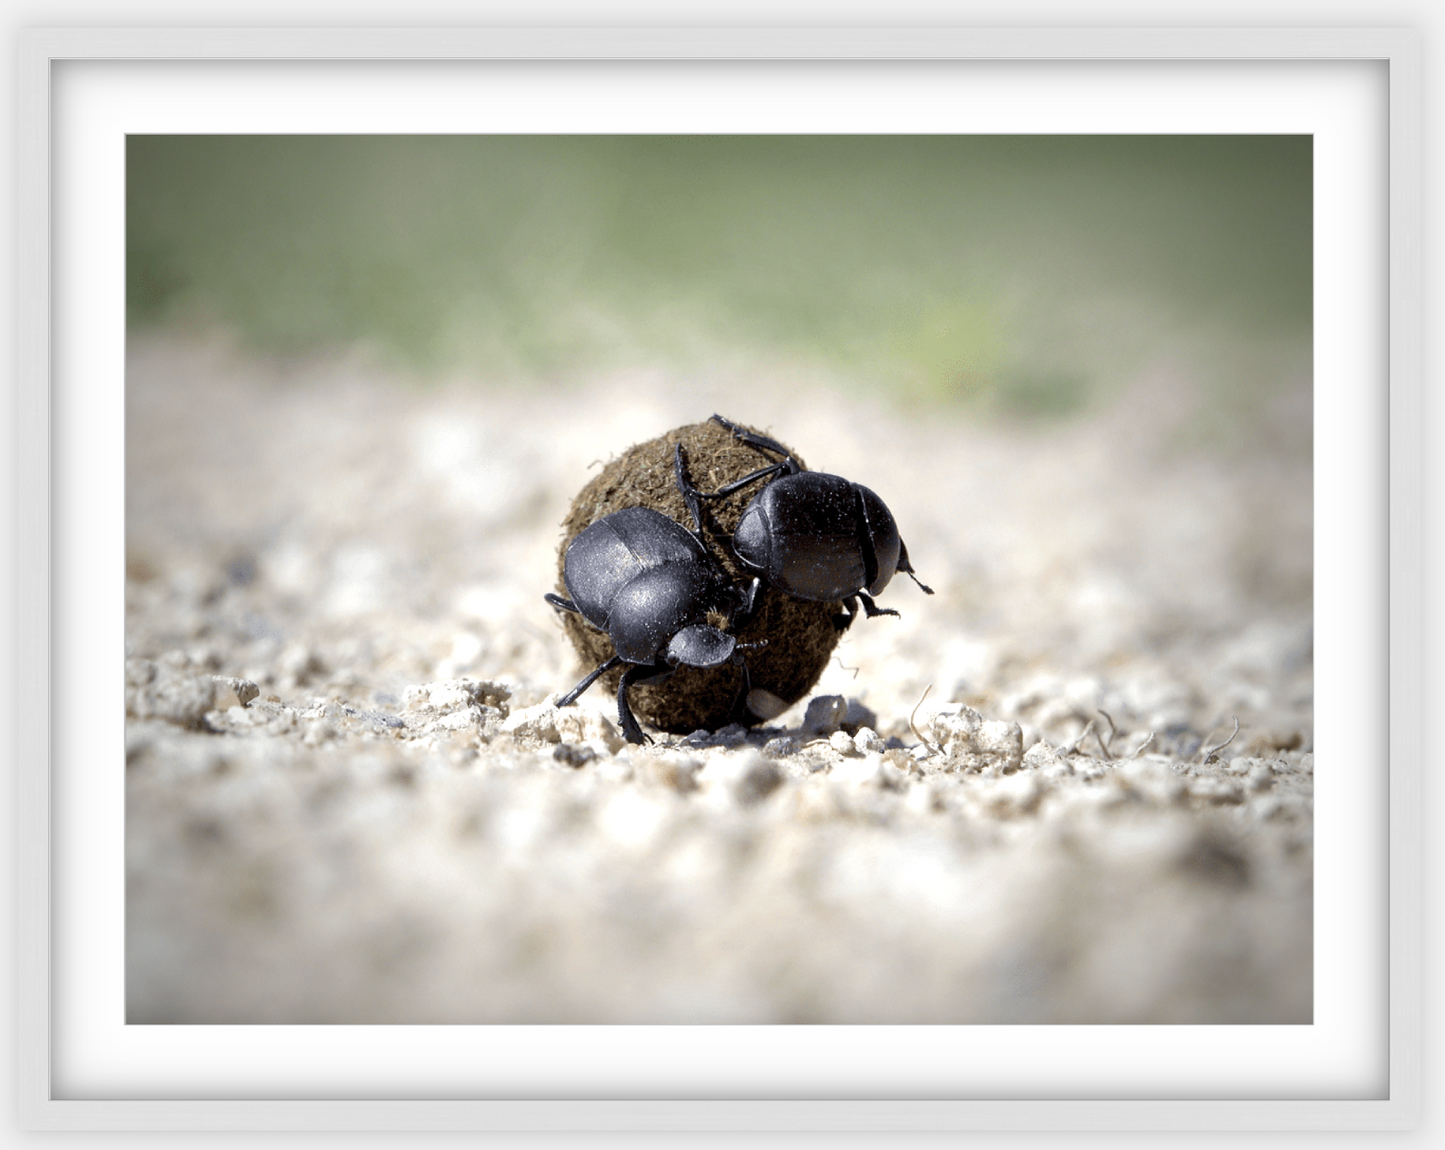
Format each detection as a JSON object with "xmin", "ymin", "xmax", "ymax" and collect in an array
[{"xmin": 555, "ymin": 419, "xmax": 841, "ymax": 735}]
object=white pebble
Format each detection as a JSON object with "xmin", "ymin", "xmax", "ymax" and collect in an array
[
  {"xmin": 210, "ymin": 676, "xmax": 259, "ymax": 711},
  {"xmin": 500, "ymin": 700, "xmax": 623, "ymax": 751},
  {"xmin": 853, "ymin": 727, "xmax": 885, "ymax": 755}
]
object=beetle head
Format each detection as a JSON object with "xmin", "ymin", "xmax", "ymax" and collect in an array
[{"xmin": 665, "ymin": 623, "xmax": 738, "ymax": 669}]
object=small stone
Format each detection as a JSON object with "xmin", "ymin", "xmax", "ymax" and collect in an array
[
  {"xmin": 210, "ymin": 676, "xmax": 260, "ymax": 711},
  {"xmin": 1023, "ymin": 740, "xmax": 1072, "ymax": 777},
  {"xmin": 552, "ymin": 743, "xmax": 597, "ymax": 768},
  {"xmin": 426, "ymin": 684, "xmax": 472, "ymax": 711},
  {"xmin": 929, "ymin": 702, "xmax": 981, "ymax": 745},
  {"xmin": 928, "ymin": 704, "xmax": 1023, "ymax": 772},
  {"xmin": 841, "ymin": 699, "xmax": 878, "ymax": 735},
  {"xmin": 882, "ymin": 747, "xmax": 919, "ymax": 775},
  {"xmin": 853, "ymin": 727, "xmax": 886, "ymax": 755},
  {"xmin": 501, "ymin": 700, "xmax": 624, "ymax": 751},
  {"xmin": 802, "ymin": 695, "xmax": 848, "ymax": 738},
  {"xmin": 405, "ymin": 678, "xmax": 511, "ymax": 716},
  {"xmin": 976, "ymin": 720, "xmax": 1023, "ymax": 764},
  {"xmin": 714, "ymin": 723, "xmax": 750, "ymax": 748},
  {"xmin": 829, "ymin": 730, "xmax": 856, "ymax": 756}
]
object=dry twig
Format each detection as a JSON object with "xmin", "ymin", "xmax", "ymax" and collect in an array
[
  {"xmin": 909, "ymin": 684, "xmax": 938, "ymax": 757},
  {"xmin": 1095, "ymin": 709, "xmax": 1117, "ymax": 760},
  {"xmin": 1200, "ymin": 717, "xmax": 1241, "ymax": 763},
  {"xmin": 1125, "ymin": 730, "xmax": 1156, "ymax": 759}
]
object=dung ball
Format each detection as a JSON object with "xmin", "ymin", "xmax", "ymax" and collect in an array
[{"xmin": 553, "ymin": 417, "xmax": 842, "ymax": 736}]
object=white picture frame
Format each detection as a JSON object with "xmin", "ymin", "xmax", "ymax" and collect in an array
[{"xmin": 14, "ymin": 26, "xmax": 1422, "ymax": 1133}]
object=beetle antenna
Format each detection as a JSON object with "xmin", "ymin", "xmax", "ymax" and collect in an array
[{"xmin": 897, "ymin": 542, "xmax": 934, "ymax": 595}]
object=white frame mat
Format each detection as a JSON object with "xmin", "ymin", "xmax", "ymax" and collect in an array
[{"xmin": 14, "ymin": 26, "xmax": 1423, "ymax": 1132}]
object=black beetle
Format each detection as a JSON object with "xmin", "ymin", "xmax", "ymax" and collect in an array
[
  {"xmin": 545, "ymin": 504, "xmax": 763, "ymax": 745},
  {"xmin": 676, "ymin": 414, "xmax": 933, "ymax": 630}
]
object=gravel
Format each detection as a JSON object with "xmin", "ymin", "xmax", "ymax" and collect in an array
[{"xmin": 125, "ymin": 332, "xmax": 1313, "ymax": 1024}]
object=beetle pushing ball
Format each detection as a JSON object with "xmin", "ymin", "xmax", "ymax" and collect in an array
[
  {"xmin": 545, "ymin": 416, "xmax": 930, "ymax": 743},
  {"xmin": 677, "ymin": 415, "xmax": 933, "ymax": 630},
  {"xmin": 545, "ymin": 505, "xmax": 763, "ymax": 745}
]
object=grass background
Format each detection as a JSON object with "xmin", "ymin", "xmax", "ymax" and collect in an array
[{"xmin": 127, "ymin": 134, "xmax": 1311, "ymax": 421}]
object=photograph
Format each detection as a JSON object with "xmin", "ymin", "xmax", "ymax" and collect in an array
[{"xmin": 122, "ymin": 132, "xmax": 1316, "ymax": 1026}]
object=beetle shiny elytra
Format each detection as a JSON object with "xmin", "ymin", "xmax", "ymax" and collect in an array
[
  {"xmin": 676, "ymin": 414, "xmax": 933, "ymax": 630},
  {"xmin": 545, "ymin": 505, "xmax": 763, "ymax": 744}
]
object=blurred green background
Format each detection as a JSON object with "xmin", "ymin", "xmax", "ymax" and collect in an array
[{"xmin": 127, "ymin": 135, "xmax": 1311, "ymax": 419}]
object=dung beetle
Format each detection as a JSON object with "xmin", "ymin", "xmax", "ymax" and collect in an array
[
  {"xmin": 545, "ymin": 504, "xmax": 763, "ymax": 744},
  {"xmin": 676, "ymin": 414, "xmax": 933, "ymax": 630}
]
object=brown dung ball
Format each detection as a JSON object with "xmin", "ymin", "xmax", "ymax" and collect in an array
[{"xmin": 553, "ymin": 417, "xmax": 842, "ymax": 736}]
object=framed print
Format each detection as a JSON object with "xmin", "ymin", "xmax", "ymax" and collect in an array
[{"xmin": 15, "ymin": 26, "xmax": 1422, "ymax": 1132}]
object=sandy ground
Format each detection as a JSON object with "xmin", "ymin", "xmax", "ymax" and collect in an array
[{"xmin": 124, "ymin": 333, "xmax": 1313, "ymax": 1024}]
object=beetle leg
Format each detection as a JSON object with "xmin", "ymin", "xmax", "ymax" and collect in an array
[
  {"xmin": 678, "ymin": 444, "xmax": 775, "ymax": 595},
  {"xmin": 724, "ymin": 639, "xmax": 770, "ymax": 725},
  {"xmin": 710, "ymin": 415, "xmax": 803, "ymax": 477},
  {"xmin": 835, "ymin": 593, "xmax": 900, "ymax": 629},
  {"xmin": 616, "ymin": 662, "xmax": 674, "ymax": 745},
  {"xmin": 675, "ymin": 443, "xmax": 746, "ymax": 574},
  {"xmin": 555, "ymin": 653, "xmax": 624, "ymax": 708},
  {"xmin": 857, "ymin": 592, "xmax": 901, "ymax": 621},
  {"xmin": 728, "ymin": 647, "xmax": 756, "ymax": 724},
  {"xmin": 545, "ymin": 592, "xmax": 580, "ymax": 613},
  {"xmin": 735, "ymin": 576, "xmax": 762, "ymax": 625},
  {"xmin": 673, "ymin": 443, "xmax": 708, "ymax": 534},
  {"xmin": 695, "ymin": 461, "xmax": 790, "ymax": 500}
]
